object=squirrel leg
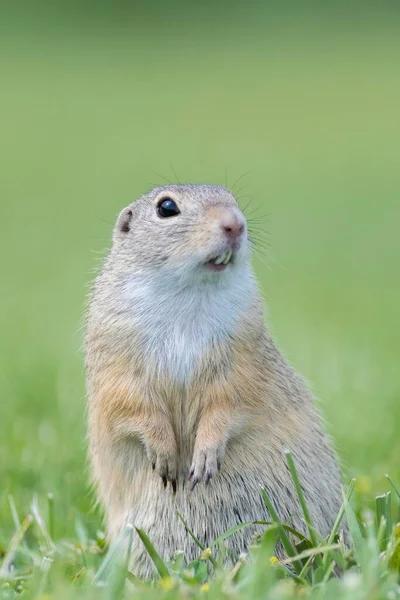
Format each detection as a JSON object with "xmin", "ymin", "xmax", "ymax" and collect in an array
[
  {"xmin": 106, "ymin": 406, "xmax": 178, "ymax": 492},
  {"xmin": 130, "ymin": 414, "xmax": 178, "ymax": 491},
  {"xmin": 189, "ymin": 407, "xmax": 235, "ymax": 490}
]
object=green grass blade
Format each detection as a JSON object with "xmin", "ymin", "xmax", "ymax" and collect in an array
[
  {"xmin": 299, "ymin": 552, "xmax": 316, "ymax": 580},
  {"xmin": 8, "ymin": 495, "xmax": 21, "ymax": 530},
  {"xmin": 246, "ymin": 525, "xmax": 298, "ymax": 594},
  {"xmin": 376, "ymin": 494, "xmax": 386, "ymax": 528},
  {"xmin": 376, "ymin": 491, "xmax": 392, "ymax": 551},
  {"xmin": 47, "ymin": 493, "xmax": 55, "ymax": 541},
  {"xmin": 30, "ymin": 495, "xmax": 55, "ymax": 554},
  {"xmin": 260, "ymin": 486, "xmax": 303, "ymax": 575},
  {"xmin": 210, "ymin": 519, "xmax": 310, "ymax": 550},
  {"xmin": 126, "ymin": 570, "xmax": 141, "ymax": 585},
  {"xmin": 285, "ymin": 450, "xmax": 319, "ymax": 550},
  {"xmin": 0, "ymin": 515, "xmax": 33, "ymax": 578},
  {"xmin": 322, "ymin": 478, "xmax": 355, "ymax": 571},
  {"xmin": 125, "ymin": 523, "xmax": 134, "ymax": 568},
  {"xmin": 176, "ymin": 511, "xmax": 218, "ymax": 568},
  {"xmin": 107, "ymin": 524, "xmax": 135, "ymax": 599},
  {"xmin": 327, "ymin": 478, "xmax": 355, "ymax": 546},
  {"xmin": 376, "ymin": 514, "xmax": 388, "ymax": 553},
  {"xmin": 342, "ymin": 487, "xmax": 364, "ymax": 568},
  {"xmin": 8, "ymin": 495, "xmax": 31, "ymax": 556},
  {"xmin": 135, "ymin": 527, "xmax": 170, "ymax": 579},
  {"xmin": 386, "ymin": 491, "xmax": 393, "ymax": 540},
  {"xmin": 176, "ymin": 510, "xmax": 205, "ymax": 551},
  {"xmin": 363, "ymin": 509, "xmax": 380, "ymax": 575},
  {"xmin": 210, "ymin": 521, "xmax": 259, "ymax": 548},
  {"xmin": 385, "ymin": 474, "xmax": 400, "ymax": 500},
  {"xmin": 254, "ymin": 521, "xmax": 310, "ymax": 542},
  {"xmin": 93, "ymin": 524, "xmax": 130, "ymax": 586},
  {"xmin": 281, "ymin": 543, "xmax": 340, "ymax": 565},
  {"xmin": 320, "ymin": 559, "xmax": 336, "ymax": 584}
]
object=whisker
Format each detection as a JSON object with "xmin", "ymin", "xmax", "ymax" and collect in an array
[
  {"xmin": 151, "ymin": 170, "xmax": 175, "ymax": 186},
  {"xmin": 247, "ymin": 229, "xmax": 271, "ymax": 238},
  {"xmin": 247, "ymin": 226, "xmax": 271, "ymax": 236},
  {"xmin": 246, "ymin": 213, "xmax": 272, "ymax": 223},
  {"xmin": 247, "ymin": 225, "xmax": 271, "ymax": 236},
  {"xmin": 248, "ymin": 235, "xmax": 272, "ymax": 249},
  {"xmin": 248, "ymin": 239, "xmax": 274, "ymax": 261},
  {"xmin": 247, "ymin": 223, "xmax": 271, "ymax": 233},
  {"xmin": 247, "ymin": 228, "xmax": 271, "ymax": 238},
  {"xmin": 169, "ymin": 162, "xmax": 180, "ymax": 184},
  {"xmin": 249, "ymin": 240, "xmax": 268, "ymax": 252},
  {"xmin": 250, "ymin": 242, "xmax": 272, "ymax": 253},
  {"xmin": 239, "ymin": 198, "xmax": 254, "ymax": 214},
  {"xmin": 90, "ymin": 248, "xmax": 110, "ymax": 255},
  {"xmin": 234, "ymin": 184, "xmax": 252, "ymax": 197},
  {"xmin": 248, "ymin": 232, "xmax": 271, "ymax": 242},
  {"xmin": 249, "ymin": 244, "xmax": 269, "ymax": 260},
  {"xmin": 253, "ymin": 251, "xmax": 274, "ymax": 272},
  {"xmin": 248, "ymin": 235, "xmax": 272, "ymax": 250},
  {"xmin": 231, "ymin": 171, "xmax": 251, "ymax": 193},
  {"xmin": 96, "ymin": 215, "xmax": 114, "ymax": 227},
  {"xmin": 245, "ymin": 205, "xmax": 266, "ymax": 218},
  {"xmin": 235, "ymin": 194, "xmax": 253, "ymax": 204}
]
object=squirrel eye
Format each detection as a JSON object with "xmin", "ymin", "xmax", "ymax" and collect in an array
[{"xmin": 157, "ymin": 198, "xmax": 180, "ymax": 218}]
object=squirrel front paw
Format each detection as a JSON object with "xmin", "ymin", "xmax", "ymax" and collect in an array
[
  {"xmin": 146, "ymin": 442, "xmax": 178, "ymax": 492},
  {"xmin": 189, "ymin": 444, "xmax": 222, "ymax": 490}
]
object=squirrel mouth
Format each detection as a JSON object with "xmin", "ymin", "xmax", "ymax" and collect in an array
[{"xmin": 205, "ymin": 250, "xmax": 233, "ymax": 272}]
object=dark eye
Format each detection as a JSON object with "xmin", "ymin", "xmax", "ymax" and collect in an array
[{"xmin": 157, "ymin": 197, "xmax": 180, "ymax": 218}]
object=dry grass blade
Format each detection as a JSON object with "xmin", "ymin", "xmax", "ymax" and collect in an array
[
  {"xmin": 0, "ymin": 515, "xmax": 33, "ymax": 578},
  {"xmin": 280, "ymin": 544, "xmax": 341, "ymax": 565}
]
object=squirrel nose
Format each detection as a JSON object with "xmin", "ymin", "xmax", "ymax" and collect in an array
[{"xmin": 220, "ymin": 213, "xmax": 245, "ymax": 242}]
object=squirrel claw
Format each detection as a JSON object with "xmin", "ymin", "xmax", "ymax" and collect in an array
[
  {"xmin": 190, "ymin": 476, "xmax": 200, "ymax": 491},
  {"xmin": 205, "ymin": 471, "xmax": 213, "ymax": 484},
  {"xmin": 147, "ymin": 447, "xmax": 178, "ymax": 491},
  {"xmin": 189, "ymin": 445, "xmax": 222, "ymax": 489}
]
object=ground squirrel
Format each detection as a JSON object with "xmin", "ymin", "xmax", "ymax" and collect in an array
[{"xmin": 86, "ymin": 184, "xmax": 343, "ymax": 578}]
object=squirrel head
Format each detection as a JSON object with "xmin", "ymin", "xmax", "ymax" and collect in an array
[{"xmin": 112, "ymin": 184, "xmax": 251, "ymax": 286}]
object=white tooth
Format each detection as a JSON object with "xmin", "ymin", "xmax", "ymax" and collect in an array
[
  {"xmin": 223, "ymin": 250, "xmax": 232, "ymax": 264},
  {"xmin": 214, "ymin": 254, "xmax": 225, "ymax": 265}
]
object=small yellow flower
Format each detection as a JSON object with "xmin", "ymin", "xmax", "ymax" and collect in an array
[
  {"xmin": 200, "ymin": 583, "xmax": 210, "ymax": 592},
  {"xmin": 200, "ymin": 547, "xmax": 212, "ymax": 561},
  {"xmin": 269, "ymin": 555, "xmax": 279, "ymax": 565},
  {"xmin": 159, "ymin": 576, "xmax": 175, "ymax": 591}
]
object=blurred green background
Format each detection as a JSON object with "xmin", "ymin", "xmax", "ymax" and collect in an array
[{"xmin": 1, "ymin": 1, "xmax": 399, "ymax": 539}]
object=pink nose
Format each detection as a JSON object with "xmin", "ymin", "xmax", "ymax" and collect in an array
[{"xmin": 220, "ymin": 213, "xmax": 245, "ymax": 241}]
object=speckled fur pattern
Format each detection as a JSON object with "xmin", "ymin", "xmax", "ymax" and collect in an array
[{"xmin": 86, "ymin": 184, "xmax": 343, "ymax": 578}]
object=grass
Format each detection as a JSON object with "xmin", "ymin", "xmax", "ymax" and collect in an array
[
  {"xmin": 1, "ymin": 455, "xmax": 400, "ymax": 599},
  {"xmin": 1, "ymin": 3, "xmax": 400, "ymax": 598}
]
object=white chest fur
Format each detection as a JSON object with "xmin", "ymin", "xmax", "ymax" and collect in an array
[{"xmin": 121, "ymin": 267, "xmax": 255, "ymax": 382}]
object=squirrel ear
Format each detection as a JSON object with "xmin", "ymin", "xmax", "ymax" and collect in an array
[{"xmin": 117, "ymin": 207, "xmax": 133, "ymax": 233}]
